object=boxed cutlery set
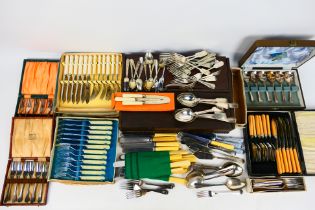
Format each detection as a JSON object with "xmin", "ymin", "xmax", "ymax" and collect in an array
[
  {"xmin": 240, "ymin": 40, "xmax": 315, "ymax": 193},
  {"xmin": 16, "ymin": 60, "xmax": 59, "ymax": 116},
  {"xmin": 49, "ymin": 117, "xmax": 118, "ymax": 184},
  {"xmin": 1, "ymin": 117, "xmax": 53, "ymax": 205},
  {"xmin": 54, "ymin": 53, "xmax": 123, "ymax": 116},
  {"xmin": 2, "ymin": 39, "xmax": 315, "ymax": 205}
]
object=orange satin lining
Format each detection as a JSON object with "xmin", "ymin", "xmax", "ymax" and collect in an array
[{"xmin": 21, "ymin": 61, "xmax": 58, "ymax": 97}]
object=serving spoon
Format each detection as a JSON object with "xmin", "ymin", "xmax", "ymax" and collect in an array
[
  {"xmin": 194, "ymin": 177, "xmax": 246, "ymax": 190},
  {"xmin": 177, "ymin": 93, "xmax": 237, "ymax": 109}
]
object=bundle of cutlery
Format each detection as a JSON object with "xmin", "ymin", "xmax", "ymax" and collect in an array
[
  {"xmin": 120, "ymin": 179, "xmax": 175, "ymax": 199},
  {"xmin": 175, "ymin": 92, "xmax": 237, "ymax": 123},
  {"xmin": 247, "ymin": 113, "xmax": 302, "ymax": 175},
  {"xmin": 248, "ymin": 177, "xmax": 305, "ymax": 192},
  {"xmin": 124, "ymin": 151, "xmax": 193, "ymax": 181},
  {"xmin": 160, "ymin": 51, "xmax": 224, "ymax": 90},
  {"xmin": 124, "ymin": 52, "xmax": 166, "ymax": 92},
  {"xmin": 49, "ymin": 117, "xmax": 118, "ymax": 183},
  {"xmin": 55, "ymin": 53, "xmax": 122, "ymax": 115},
  {"xmin": 17, "ymin": 98, "xmax": 53, "ymax": 115},
  {"xmin": 16, "ymin": 60, "xmax": 58, "ymax": 116},
  {"xmin": 120, "ymin": 133, "xmax": 180, "ymax": 152},
  {"xmin": 2, "ymin": 161, "xmax": 49, "ymax": 204},
  {"xmin": 180, "ymin": 135, "xmax": 244, "ymax": 163}
]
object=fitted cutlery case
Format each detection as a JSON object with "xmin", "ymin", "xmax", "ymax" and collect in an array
[
  {"xmin": 54, "ymin": 53, "xmax": 123, "ymax": 116},
  {"xmin": 15, "ymin": 59, "xmax": 59, "ymax": 116},
  {"xmin": 0, "ymin": 117, "xmax": 54, "ymax": 206},
  {"xmin": 241, "ymin": 40, "xmax": 315, "ymax": 178},
  {"xmin": 48, "ymin": 117, "xmax": 118, "ymax": 184},
  {"xmin": 119, "ymin": 52, "xmax": 246, "ymax": 133}
]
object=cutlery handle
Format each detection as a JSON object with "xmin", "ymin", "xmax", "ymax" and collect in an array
[
  {"xmin": 82, "ymin": 154, "xmax": 107, "ymax": 160},
  {"xmin": 83, "ymin": 149, "xmax": 107, "ymax": 155},
  {"xmin": 87, "ymin": 140, "xmax": 110, "ymax": 145},
  {"xmin": 212, "ymin": 190, "xmax": 243, "ymax": 197},
  {"xmin": 155, "ymin": 142, "xmax": 180, "ymax": 147},
  {"xmin": 194, "ymin": 183, "xmax": 224, "ymax": 188},
  {"xmin": 79, "ymin": 176, "xmax": 106, "ymax": 181},
  {"xmin": 89, "ymin": 126, "xmax": 113, "ymax": 130},
  {"xmin": 81, "ymin": 165, "xmax": 106, "ymax": 170},
  {"xmin": 80, "ymin": 170, "xmax": 105, "ymax": 175},
  {"xmin": 155, "ymin": 147, "xmax": 179, "ymax": 151},
  {"xmin": 82, "ymin": 159, "xmax": 107, "ymax": 165},
  {"xmin": 147, "ymin": 189, "xmax": 169, "ymax": 195},
  {"xmin": 85, "ymin": 145, "xmax": 110, "ymax": 150}
]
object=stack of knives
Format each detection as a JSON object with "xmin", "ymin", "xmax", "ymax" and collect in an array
[
  {"xmin": 120, "ymin": 133, "xmax": 180, "ymax": 153},
  {"xmin": 50, "ymin": 118, "xmax": 118, "ymax": 182}
]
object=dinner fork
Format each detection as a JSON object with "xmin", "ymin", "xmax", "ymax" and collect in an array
[{"xmin": 126, "ymin": 189, "xmax": 169, "ymax": 199}]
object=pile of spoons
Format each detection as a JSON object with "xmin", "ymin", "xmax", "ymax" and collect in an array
[{"xmin": 175, "ymin": 93, "xmax": 237, "ymax": 123}]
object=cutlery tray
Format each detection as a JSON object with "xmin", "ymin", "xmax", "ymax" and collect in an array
[
  {"xmin": 48, "ymin": 117, "xmax": 118, "ymax": 184},
  {"xmin": 15, "ymin": 59, "xmax": 59, "ymax": 116},
  {"xmin": 119, "ymin": 52, "xmax": 246, "ymax": 133},
  {"xmin": 0, "ymin": 117, "xmax": 54, "ymax": 206},
  {"xmin": 54, "ymin": 53, "xmax": 123, "ymax": 116}
]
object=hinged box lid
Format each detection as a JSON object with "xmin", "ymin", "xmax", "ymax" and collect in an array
[
  {"xmin": 239, "ymin": 40, "xmax": 315, "ymax": 69},
  {"xmin": 9, "ymin": 117, "xmax": 54, "ymax": 159}
]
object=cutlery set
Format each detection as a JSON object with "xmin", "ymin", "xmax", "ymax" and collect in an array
[
  {"xmin": 160, "ymin": 51, "xmax": 224, "ymax": 90},
  {"xmin": 244, "ymin": 70, "xmax": 298, "ymax": 105},
  {"xmin": 120, "ymin": 179, "xmax": 175, "ymax": 199},
  {"xmin": 3, "ymin": 161, "xmax": 48, "ymax": 204},
  {"xmin": 248, "ymin": 113, "xmax": 302, "ymax": 175},
  {"xmin": 175, "ymin": 93, "xmax": 237, "ymax": 123},
  {"xmin": 249, "ymin": 177, "xmax": 305, "ymax": 192},
  {"xmin": 4, "ymin": 41, "xmax": 315, "ymax": 205},
  {"xmin": 17, "ymin": 98, "xmax": 53, "ymax": 115},
  {"xmin": 59, "ymin": 54, "xmax": 122, "ymax": 104},
  {"xmin": 50, "ymin": 118, "xmax": 118, "ymax": 182},
  {"xmin": 17, "ymin": 61, "xmax": 58, "ymax": 116},
  {"xmin": 124, "ymin": 52, "xmax": 165, "ymax": 92}
]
